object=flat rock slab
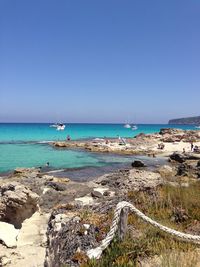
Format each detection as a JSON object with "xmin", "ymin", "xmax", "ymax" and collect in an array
[
  {"xmin": 75, "ymin": 195, "xmax": 94, "ymax": 205},
  {"xmin": 17, "ymin": 211, "xmax": 49, "ymax": 247},
  {"xmin": 128, "ymin": 169, "xmax": 162, "ymax": 190},
  {"xmin": 0, "ymin": 212, "xmax": 50, "ymax": 267},
  {"xmin": 0, "ymin": 222, "xmax": 19, "ymax": 248}
]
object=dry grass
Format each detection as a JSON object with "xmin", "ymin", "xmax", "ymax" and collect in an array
[
  {"xmin": 160, "ymin": 250, "xmax": 200, "ymax": 267},
  {"xmin": 84, "ymin": 180, "xmax": 200, "ymax": 267}
]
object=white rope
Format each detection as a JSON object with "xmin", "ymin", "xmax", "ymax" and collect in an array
[{"xmin": 87, "ymin": 201, "xmax": 200, "ymax": 259}]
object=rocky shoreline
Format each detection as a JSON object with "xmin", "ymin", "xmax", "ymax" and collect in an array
[
  {"xmin": 1, "ymin": 128, "xmax": 200, "ymax": 266},
  {"xmin": 52, "ymin": 128, "xmax": 200, "ymax": 156}
]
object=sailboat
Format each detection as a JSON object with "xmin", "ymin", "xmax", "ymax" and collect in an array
[
  {"xmin": 56, "ymin": 123, "xmax": 65, "ymax": 131},
  {"xmin": 132, "ymin": 125, "xmax": 138, "ymax": 130},
  {"xmin": 124, "ymin": 123, "xmax": 131, "ymax": 129}
]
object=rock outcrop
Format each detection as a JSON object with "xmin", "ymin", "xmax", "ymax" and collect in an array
[
  {"xmin": 96, "ymin": 169, "xmax": 162, "ymax": 193},
  {"xmin": 169, "ymin": 152, "xmax": 200, "ymax": 163},
  {"xmin": 170, "ymin": 153, "xmax": 186, "ymax": 163},
  {"xmin": 131, "ymin": 160, "xmax": 145, "ymax": 168},
  {"xmin": 0, "ymin": 182, "xmax": 39, "ymax": 228},
  {"xmin": 159, "ymin": 129, "xmax": 200, "ymax": 143},
  {"xmin": 45, "ymin": 211, "xmax": 98, "ymax": 267}
]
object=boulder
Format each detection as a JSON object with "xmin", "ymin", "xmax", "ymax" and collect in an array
[
  {"xmin": 131, "ymin": 160, "xmax": 145, "ymax": 168},
  {"xmin": 169, "ymin": 153, "xmax": 185, "ymax": 163},
  {"xmin": 0, "ymin": 182, "xmax": 39, "ymax": 228},
  {"xmin": 176, "ymin": 163, "xmax": 189, "ymax": 176},
  {"xmin": 91, "ymin": 190, "xmax": 103, "ymax": 198},
  {"xmin": 0, "ymin": 222, "xmax": 20, "ymax": 248}
]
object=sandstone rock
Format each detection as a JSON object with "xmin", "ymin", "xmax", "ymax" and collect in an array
[
  {"xmin": 0, "ymin": 222, "xmax": 19, "ymax": 248},
  {"xmin": 131, "ymin": 160, "xmax": 145, "ymax": 168},
  {"xmin": 96, "ymin": 169, "xmax": 162, "ymax": 193},
  {"xmin": 14, "ymin": 167, "xmax": 40, "ymax": 175},
  {"xmin": 53, "ymin": 142, "xmax": 68, "ymax": 147},
  {"xmin": 128, "ymin": 169, "xmax": 162, "ymax": 191},
  {"xmin": 0, "ymin": 182, "xmax": 39, "ymax": 228},
  {"xmin": 158, "ymin": 165, "xmax": 174, "ymax": 177},
  {"xmin": 17, "ymin": 211, "xmax": 49, "ymax": 247},
  {"xmin": 91, "ymin": 190, "xmax": 103, "ymax": 198},
  {"xmin": 75, "ymin": 196, "xmax": 94, "ymax": 205},
  {"xmin": 0, "ymin": 255, "xmax": 11, "ymax": 266}
]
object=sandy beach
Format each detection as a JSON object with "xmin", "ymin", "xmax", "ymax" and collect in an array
[{"xmin": 52, "ymin": 128, "xmax": 200, "ymax": 157}]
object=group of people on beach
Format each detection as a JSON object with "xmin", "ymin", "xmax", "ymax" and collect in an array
[
  {"xmin": 182, "ymin": 142, "xmax": 200, "ymax": 154},
  {"xmin": 190, "ymin": 142, "xmax": 200, "ymax": 153}
]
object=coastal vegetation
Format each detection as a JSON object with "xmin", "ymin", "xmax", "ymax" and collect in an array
[{"xmin": 84, "ymin": 181, "xmax": 200, "ymax": 267}]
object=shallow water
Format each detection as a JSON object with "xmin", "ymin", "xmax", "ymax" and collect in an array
[
  {"xmin": 47, "ymin": 155, "xmax": 167, "ymax": 181},
  {"xmin": 0, "ymin": 123, "xmax": 197, "ymax": 173}
]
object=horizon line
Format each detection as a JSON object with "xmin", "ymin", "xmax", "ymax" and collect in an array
[{"xmin": 0, "ymin": 121, "xmax": 170, "ymax": 124}]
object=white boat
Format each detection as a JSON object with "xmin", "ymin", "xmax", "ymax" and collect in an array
[
  {"xmin": 132, "ymin": 125, "xmax": 138, "ymax": 130},
  {"xmin": 124, "ymin": 124, "xmax": 131, "ymax": 129},
  {"xmin": 195, "ymin": 125, "xmax": 200, "ymax": 129},
  {"xmin": 56, "ymin": 124, "xmax": 65, "ymax": 131},
  {"xmin": 50, "ymin": 123, "xmax": 65, "ymax": 130}
]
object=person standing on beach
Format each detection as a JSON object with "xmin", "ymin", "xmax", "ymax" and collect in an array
[{"xmin": 191, "ymin": 142, "xmax": 194, "ymax": 151}]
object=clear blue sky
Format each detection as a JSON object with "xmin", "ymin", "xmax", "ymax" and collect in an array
[{"xmin": 0, "ymin": 0, "xmax": 200, "ymax": 123}]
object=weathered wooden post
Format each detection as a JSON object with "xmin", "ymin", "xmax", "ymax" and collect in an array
[{"xmin": 118, "ymin": 207, "xmax": 129, "ymax": 240}]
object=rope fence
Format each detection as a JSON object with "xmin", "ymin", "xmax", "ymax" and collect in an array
[{"xmin": 87, "ymin": 201, "xmax": 200, "ymax": 259}]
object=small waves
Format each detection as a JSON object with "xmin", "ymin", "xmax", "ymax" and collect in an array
[{"xmin": 45, "ymin": 169, "xmax": 66, "ymax": 173}]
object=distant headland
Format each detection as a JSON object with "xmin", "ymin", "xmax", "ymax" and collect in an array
[{"xmin": 169, "ymin": 115, "xmax": 200, "ymax": 125}]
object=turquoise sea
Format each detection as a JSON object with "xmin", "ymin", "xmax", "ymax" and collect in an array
[{"xmin": 0, "ymin": 123, "xmax": 197, "ymax": 174}]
